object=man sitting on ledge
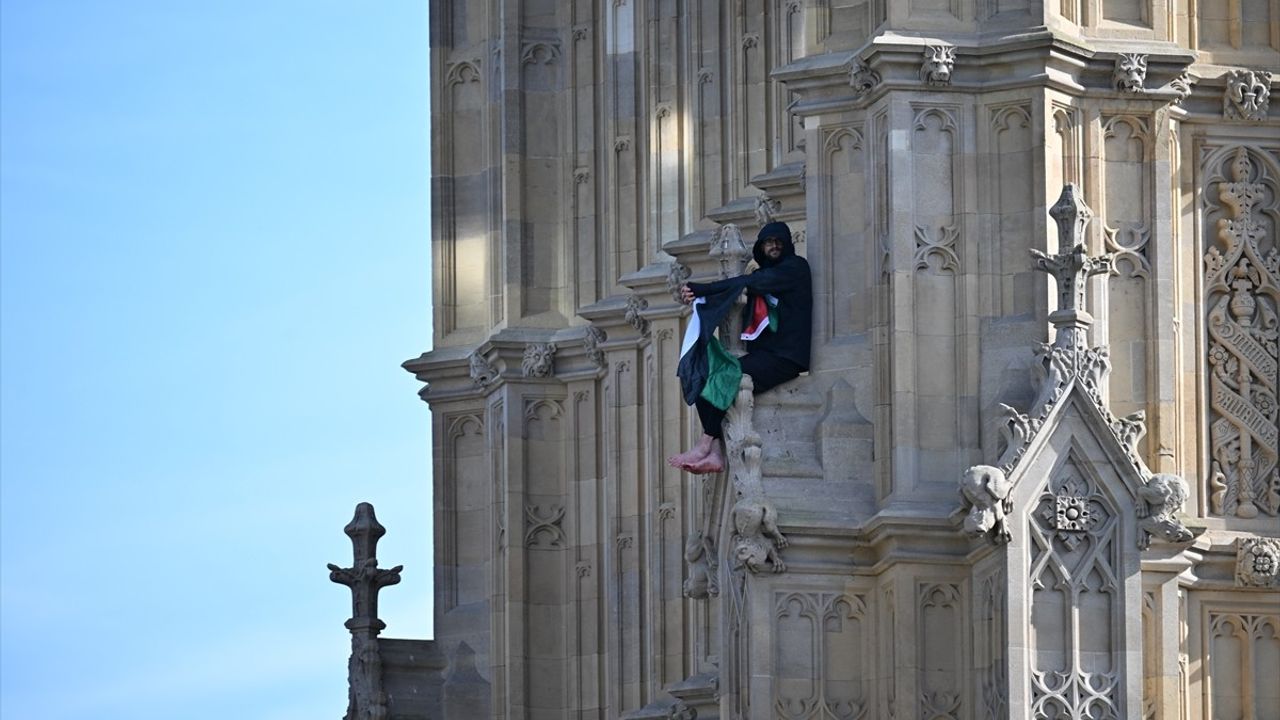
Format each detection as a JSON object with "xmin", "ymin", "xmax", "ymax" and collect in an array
[{"xmin": 669, "ymin": 221, "xmax": 813, "ymax": 474}]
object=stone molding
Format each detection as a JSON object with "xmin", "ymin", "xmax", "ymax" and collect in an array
[{"xmin": 774, "ymin": 35, "xmax": 1197, "ymax": 117}]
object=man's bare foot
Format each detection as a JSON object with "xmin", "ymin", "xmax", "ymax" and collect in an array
[
  {"xmin": 686, "ymin": 449, "xmax": 724, "ymax": 475},
  {"xmin": 668, "ymin": 434, "xmax": 717, "ymax": 468},
  {"xmin": 667, "ymin": 446, "xmax": 710, "ymax": 468}
]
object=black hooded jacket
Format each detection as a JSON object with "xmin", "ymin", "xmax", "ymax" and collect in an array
[{"xmin": 686, "ymin": 222, "xmax": 812, "ymax": 370}]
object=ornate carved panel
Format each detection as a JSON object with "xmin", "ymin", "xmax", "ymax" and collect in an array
[
  {"xmin": 444, "ymin": 413, "xmax": 487, "ymax": 611},
  {"xmin": 824, "ymin": 126, "xmax": 867, "ymax": 337},
  {"xmin": 1028, "ymin": 456, "xmax": 1124, "ymax": 718},
  {"xmin": 1201, "ymin": 146, "xmax": 1279, "ymax": 518},
  {"xmin": 1205, "ymin": 611, "xmax": 1280, "ymax": 718},
  {"xmin": 774, "ymin": 592, "xmax": 870, "ymax": 719},
  {"xmin": 911, "ymin": 106, "xmax": 963, "ymax": 469},
  {"xmin": 978, "ymin": 567, "xmax": 1009, "ymax": 717},
  {"xmin": 1102, "ymin": 116, "xmax": 1152, "ymax": 279},
  {"xmin": 918, "ymin": 583, "xmax": 964, "ymax": 719},
  {"xmin": 990, "ymin": 103, "xmax": 1034, "ymax": 315},
  {"xmin": 519, "ymin": 32, "xmax": 563, "ymax": 317},
  {"xmin": 442, "ymin": 59, "xmax": 488, "ymax": 333}
]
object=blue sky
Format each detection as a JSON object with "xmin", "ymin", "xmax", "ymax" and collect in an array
[{"xmin": 1, "ymin": 2, "xmax": 434, "ymax": 717}]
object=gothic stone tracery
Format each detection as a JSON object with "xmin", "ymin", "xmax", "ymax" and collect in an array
[{"xmin": 1204, "ymin": 147, "xmax": 1280, "ymax": 518}]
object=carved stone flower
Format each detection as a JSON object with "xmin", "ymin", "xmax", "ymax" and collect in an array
[
  {"xmin": 1237, "ymin": 537, "xmax": 1280, "ymax": 587},
  {"xmin": 1252, "ymin": 548, "xmax": 1277, "ymax": 577},
  {"xmin": 1055, "ymin": 495, "xmax": 1092, "ymax": 532},
  {"xmin": 1208, "ymin": 344, "xmax": 1231, "ymax": 366},
  {"xmin": 1252, "ymin": 389, "xmax": 1276, "ymax": 417}
]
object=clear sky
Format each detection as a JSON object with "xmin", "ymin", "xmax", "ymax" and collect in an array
[{"xmin": 1, "ymin": 3, "xmax": 434, "ymax": 718}]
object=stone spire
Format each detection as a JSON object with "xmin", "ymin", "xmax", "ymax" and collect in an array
[
  {"xmin": 329, "ymin": 502, "xmax": 403, "ymax": 720},
  {"xmin": 1031, "ymin": 184, "xmax": 1114, "ymax": 352},
  {"xmin": 329, "ymin": 502, "xmax": 403, "ymax": 629}
]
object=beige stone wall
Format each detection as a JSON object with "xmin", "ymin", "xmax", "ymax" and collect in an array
[{"xmin": 403, "ymin": 1, "xmax": 1280, "ymax": 718}]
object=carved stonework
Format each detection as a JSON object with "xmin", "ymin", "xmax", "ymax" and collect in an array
[
  {"xmin": 921, "ymin": 44, "xmax": 955, "ymax": 86},
  {"xmin": 520, "ymin": 342, "xmax": 557, "ymax": 378},
  {"xmin": 666, "ymin": 261, "xmax": 691, "ymax": 303},
  {"xmin": 682, "ymin": 530, "xmax": 718, "ymax": 599},
  {"xmin": 1113, "ymin": 53, "xmax": 1148, "ymax": 93},
  {"xmin": 1169, "ymin": 72, "xmax": 1195, "ymax": 105},
  {"xmin": 1235, "ymin": 536, "xmax": 1280, "ymax": 587},
  {"xmin": 917, "ymin": 584, "xmax": 963, "ymax": 720},
  {"xmin": 524, "ymin": 504, "xmax": 565, "ymax": 548},
  {"xmin": 329, "ymin": 503, "xmax": 403, "ymax": 625},
  {"xmin": 959, "ymin": 464, "xmax": 1013, "ymax": 544},
  {"xmin": 668, "ymin": 701, "xmax": 695, "ymax": 720},
  {"xmin": 444, "ymin": 59, "xmax": 482, "ymax": 87},
  {"xmin": 1052, "ymin": 494, "xmax": 1092, "ymax": 533},
  {"xmin": 625, "ymin": 294, "xmax": 650, "ymax": 336},
  {"xmin": 1206, "ymin": 612, "xmax": 1280, "ymax": 717},
  {"xmin": 724, "ymin": 377, "xmax": 788, "ymax": 573},
  {"xmin": 710, "ymin": 223, "xmax": 751, "ymax": 280},
  {"xmin": 848, "ymin": 57, "xmax": 880, "ymax": 97},
  {"xmin": 328, "ymin": 503, "xmax": 403, "ymax": 720},
  {"xmin": 979, "ymin": 570, "xmax": 1008, "ymax": 717},
  {"xmin": 1203, "ymin": 147, "xmax": 1279, "ymax": 518},
  {"xmin": 583, "ymin": 325, "xmax": 607, "ymax": 368},
  {"xmin": 914, "ymin": 224, "xmax": 959, "ymax": 273},
  {"xmin": 774, "ymin": 592, "xmax": 868, "ymax": 717},
  {"xmin": 520, "ymin": 40, "xmax": 561, "ymax": 65},
  {"xmin": 469, "ymin": 351, "xmax": 497, "ymax": 387},
  {"xmin": 754, "ymin": 193, "xmax": 780, "ymax": 226},
  {"xmin": 1030, "ymin": 461, "xmax": 1120, "ymax": 715},
  {"xmin": 994, "ymin": 187, "xmax": 1127, "ymax": 473},
  {"xmin": 1223, "ymin": 69, "xmax": 1272, "ymax": 122},
  {"xmin": 1136, "ymin": 473, "xmax": 1194, "ymax": 550}
]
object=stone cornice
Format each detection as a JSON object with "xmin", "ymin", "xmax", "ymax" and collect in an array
[
  {"xmin": 403, "ymin": 324, "xmax": 618, "ymax": 403},
  {"xmin": 776, "ymin": 29, "xmax": 1198, "ymax": 118}
]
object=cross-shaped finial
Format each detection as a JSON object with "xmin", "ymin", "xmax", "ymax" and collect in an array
[
  {"xmin": 328, "ymin": 502, "xmax": 403, "ymax": 630},
  {"xmin": 1031, "ymin": 185, "xmax": 1114, "ymax": 350}
]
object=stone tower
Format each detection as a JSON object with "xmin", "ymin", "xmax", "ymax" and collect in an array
[{"xmin": 342, "ymin": 2, "xmax": 1280, "ymax": 718}]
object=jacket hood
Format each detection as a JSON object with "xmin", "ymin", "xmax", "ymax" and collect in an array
[{"xmin": 753, "ymin": 221, "xmax": 795, "ymax": 268}]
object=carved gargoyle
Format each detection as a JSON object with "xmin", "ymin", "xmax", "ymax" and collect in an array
[
  {"xmin": 722, "ymin": 377, "xmax": 788, "ymax": 574},
  {"xmin": 1113, "ymin": 53, "xmax": 1148, "ymax": 93},
  {"xmin": 921, "ymin": 44, "xmax": 955, "ymax": 86},
  {"xmin": 959, "ymin": 464, "xmax": 1014, "ymax": 544},
  {"xmin": 728, "ymin": 431, "xmax": 788, "ymax": 573},
  {"xmin": 520, "ymin": 342, "xmax": 556, "ymax": 378},
  {"xmin": 1136, "ymin": 473, "xmax": 1196, "ymax": 550},
  {"xmin": 682, "ymin": 530, "xmax": 718, "ymax": 598}
]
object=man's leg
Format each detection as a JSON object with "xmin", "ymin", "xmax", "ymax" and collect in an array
[
  {"xmin": 738, "ymin": 351, "xmax": 803, "ymax": 394},
  {"xmin": 666, "ymin": 398, "xmax": 724, "ymax": 469},
  {"xmin": 673, "ymin": 351, "xmax": 803, "ymax": 474},
  {"xmin": 683, "ymin": 351, "xmax": 801, "ymax": 474}
]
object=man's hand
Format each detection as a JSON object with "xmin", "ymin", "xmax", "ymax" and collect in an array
[{"xmin": 679, "ymin": 284, "xmax": 696, "ymax": 305}]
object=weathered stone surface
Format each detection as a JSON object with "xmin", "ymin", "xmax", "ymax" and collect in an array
[{"xmin": 366, "ymin": 3, "xmax": 1280, "ymax": 718}]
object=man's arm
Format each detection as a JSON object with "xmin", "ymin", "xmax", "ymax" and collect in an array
[{"xmin": 687, "ymin": 257, "xmax": 806, "ymax": 297}]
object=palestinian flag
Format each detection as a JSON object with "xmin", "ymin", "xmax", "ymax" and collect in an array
[
  {"xmin": 677, "ymin": 291, "xmax": 744, "ymax": 411},
  {"xmin": 740, "ymin": 294, "xmax": 779, "ymax": 341}
]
